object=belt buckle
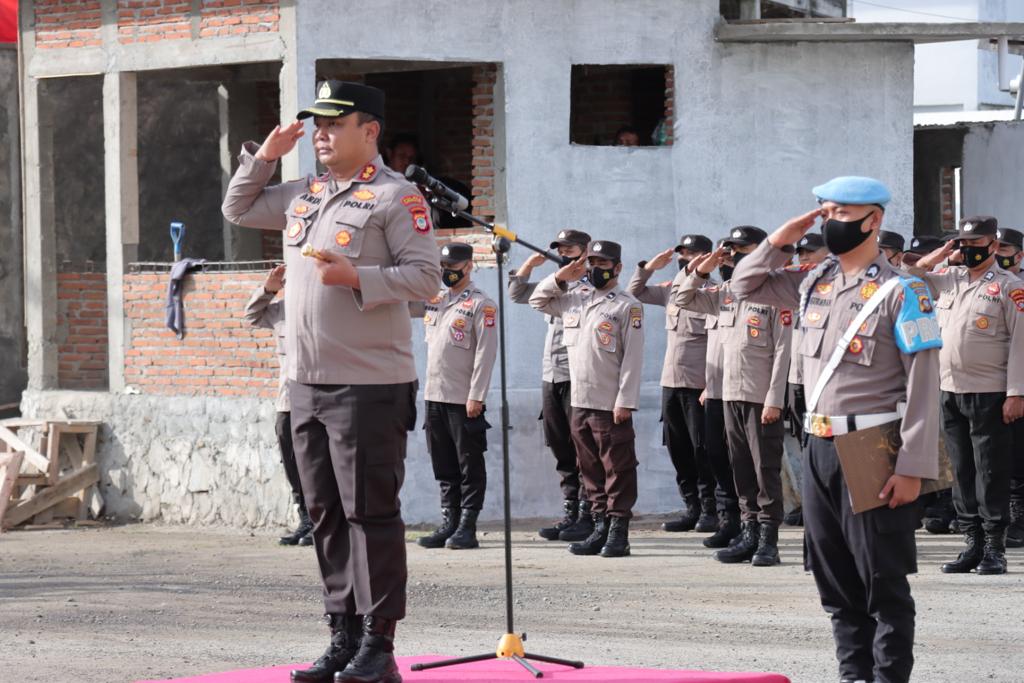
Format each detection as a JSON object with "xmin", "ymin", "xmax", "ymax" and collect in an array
[{"xmin": 809, "ymin": 414, "xmax": 833, "ymax": 438}]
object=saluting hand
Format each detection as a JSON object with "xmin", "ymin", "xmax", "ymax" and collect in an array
[
  {"xmin": 770, "ymin": 208, "xmax": 826, "ymax": 248},
  {"xmin": 879, "ymin": 473, "xmax": 921, "ymax": 508},
  {"xmin": 255, "ymin": 121, "xmax": 305, "ymax": 162},
  {"xmin": 644, "ymin": 248, "xmax": 675, "ymax": 272},
  {"xmin": 1004, "ymin": 396, "xmax": 1024, "ymax": 424},
  {"xmin": 613, "ymin": 407, "xmax": 632, "ymax": 425},
  {"xmin": 694, "ymin": 248, "xmax": 725, "ymax": 276},
  {"xmin": 916, "ymin": 241, "xmax": 955, "ymax": 271},
  {"xmin": 314, "ymin": 250, "xmax": 359, "ymax": 288},
  {"xmin": 555, "ymin": 256, "xmax": 588, "ymax": 283}
]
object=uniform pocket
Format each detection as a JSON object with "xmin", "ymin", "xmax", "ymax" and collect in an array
[
  {"xmin": 800, "ymin": 327, "xmax": 825, "ymax": 358},
  {"xmin": 867, "ymin": 500, "xmax": 921, "ymax": 577},
  {"xmin": 332, "ymin": 208, "xmax": 371, "ymax": 258},
  {"xmin": 448, "ymin": 323, "xmax": 472, "ymax": 349},
  {"xmin": 594, "ymin": 320, "xmax": 618, "ymax": 353}
]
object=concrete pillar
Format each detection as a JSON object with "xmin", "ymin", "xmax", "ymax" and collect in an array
[
  {"xmin": 219, "ymin": 83, "xmax": 264, "ymax": 260},
  {"xmin": 279, "ymin": 0, "xmax": 316, "ymax": 178},
  {"xmin": 103, "ymin": 71, "xmax": 140, "ymax": 393}
]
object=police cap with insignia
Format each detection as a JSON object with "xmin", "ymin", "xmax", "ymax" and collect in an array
[
  {"xmin": 907, "ymin": 235, "xmax": 944, "ymax": 255},
  {"xmin": 440, "ymin": 242, "xmax": 474, "ymax": 265},
  {"xmin": 550, "ymin": 229, "xmax": 592, "ymax": 249},
  {"xmin": 796, "ymin": 233, "xmax": 825, "ymax": 252},
  {"xmin": 587, "ymin": 240, "xmax": 622, "ymax": 262},
  {"xmin": 954, "ymin": 215, "xmax": 998, "ymax": 242},
  {"xmin": 998, "ymin": 227, "xmax": 1024, "ymax": 251},
  {"xmin": 675, "ymin": 234, "xmax": 713, "ymax": 254},
  {"xmin": 721, "ymin": 226, "xmax": 767, "ymax": 248},
  {"xmin": 812, "ymin": 176, "xmax": 891, "ymax": 208},
  {"xmin": 877, "ymin": 230, "xmax": 906, "ymax": 252},
  {"xmin": 297, "ymin": 80, "xmax": 386, "ymax": 120}
]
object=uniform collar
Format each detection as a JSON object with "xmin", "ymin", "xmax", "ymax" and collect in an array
[
  {"xmin": 836, "ymin": 252, "xmax": 889, "ymax": 293},
  {"xmin": 586, "ymin": 284, "xmax": 620, "ymax": 307},
  {"xmin": 445, "ymin": 284, "xmax": 479, "ymax": 307},
  {"xmin": 326, "ymin": 155, "xmax": 384, "ymax": 195},
  {"xmin": 962, "ymin": 263, "xmax": 1001, "ymax": 290}
]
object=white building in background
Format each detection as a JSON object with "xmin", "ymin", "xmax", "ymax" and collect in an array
[{"xmin": 850, "ymin": 0, "xmax": 1024, "ymax": 112}]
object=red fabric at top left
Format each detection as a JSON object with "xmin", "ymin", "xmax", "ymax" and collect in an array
[{"xmin": 0, "ymin": 0, "xmax": 17, "ymax": 44}]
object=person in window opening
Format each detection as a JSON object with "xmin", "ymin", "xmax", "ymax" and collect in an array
[{"xmin": 614, "ymin": 126, "xmax": 641, "ymax": 147}]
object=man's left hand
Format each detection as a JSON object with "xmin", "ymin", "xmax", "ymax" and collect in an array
[
  {"xmin": 466, "ymin": 400, "xmax": 484, "ymax": 419},
  {"xmin": 1004, "ymin": 396, "xmax": 1024, "ymax": 424},
  {"xmin": 761, "ymin": 406, "xmax": 782, "ymax": 425},
  {"xmin": 315, "ymin": 250, "xmax": 359, "ymax": 288},
  {"xmin": 879, "ymin": 474, "xmax": 921, "ymax": 508},
  {"xmin": 613, "ymin": 407, "xmax": 632, "ymax": 425}
]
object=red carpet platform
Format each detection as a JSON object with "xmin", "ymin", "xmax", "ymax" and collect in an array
[{"xmin": 135, "ymin": 655, "xmax": 791, "ymax": 682}]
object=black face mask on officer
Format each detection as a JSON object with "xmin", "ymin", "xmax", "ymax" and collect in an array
[
  {"xmin": 822, "ymin": 210, "xmax": 876, "ymax": 255},
  {"xmin": 677, "ymin": 258, "xmax": 690, "ymax": 272},
  {"xmin": 959, "ymin": 241, "xmax": 994, "ymax": 270},
  {"xmin": 588, "ymin": 261, "xmax": 619, "ymax": 289},
  {"xmin": 998, "ymin": 251, "xmax": 1021, "ymax": 270},
  {"xmin": 442, "ymin": 264, "xmax": 468, "ymax": 288}
]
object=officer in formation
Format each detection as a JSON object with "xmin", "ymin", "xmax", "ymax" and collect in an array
[
  {"xmin": 223, "ymin": 80, "xmax": 440, "ymax": 683},
  {"xmin": 529, "ymin": 241, "xmax": 644, "ymax": 557},
  {"xmin": 909, "ymin": 217, "xmax": 1024, "ymax": 575},
  {"xmin": 243, "ymin": 265, "xmax": 313, "ymax": 547},
  {"xmin": 878, "ymin": 230, "xmax": 906, "ymax": 268},
  {"xmin": 730, "ymin": 176, "xmax": 941, "ymax": 683},
  {"xmin": 508, "ymin": 229, "xmax": 595, "ymax": 543},
  {"xmin": 996, "ymin": 227, "xmax": 1024, "ymax": 548},
  {"xmin": 415, "ymin": 242, "xmax": 498, "ymax": 551},
  {"xmin": 674, "ymin": 226, "xmax": 793, "ymax": 567},
  {"xmin": 626, "ymin": 234, "xmax": 717, "ymax": 534}
]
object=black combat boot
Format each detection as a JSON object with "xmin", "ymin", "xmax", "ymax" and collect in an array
[
  {"xmin": 976, "ymin": 533, "xmax": 1008, "ymax": 575},
  {"xmin": 558, "ymin": 500, "xmax": 595, "ymax": 542},
  {"xmin": 1006, "ymin": 499, "xmax": 1024, "ymax": 549},
  {"xmin": 280, "ymin": 495, "xmax": 315, "ymax": 546},
  {"xmin": 751, "ymin": 524, "xmax": 781, "ymax": 567},
  {"xmin": 695, "ymin": 498, "xmax": 717, "ymax": 533},
  {"xmin": 703, "ymin": 510, "xmax": 741, "ymax": 549},
  {"xmin": 417, "ymin": 507, "xmax": 459, "ymax": 549},
  {"xmin": 335, "ymin": 616, "xmax": 402, "ymax": 683},
  {"xmin": 941, "ymin": 527, "xmax": 985, "ymax": 573},
  {"xmin": 783, "ymin": 506, "xmax": 803, "ymax": 527},
  {"xmin": 569, "ymin": 513, "xmax": 608, "ymax": 556},
  {"xmin": 714, "ymin": 520, "xmax": 760, "ymax": 564},
  {"xmin": 291, "ymin": 614, "xmax": 362, "ymax": 683},
  {"xmin": 600, "ymin": 516, "xmax": 631, "ymax": 557},
  {"xmin": 539, "ymin": 499, "xmax": 578, "ymax": 541},
  {"xmin": 923, "ymin": 490, "xmax": 956, "ymax": 534},
  {"xmin": 445, "ymin": 509, "xmax": 480, "ymax": 549},
  {"xmin": 662, "ymin": 497, "xmax": 700, "ymax": 532}
]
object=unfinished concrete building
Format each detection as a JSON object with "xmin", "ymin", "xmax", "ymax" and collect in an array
[{"xmin": 13, "ymin": 0, "xmax": 1023, "ymax": 527}]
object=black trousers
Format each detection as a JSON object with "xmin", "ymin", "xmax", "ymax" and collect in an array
[
  {"xmin": 425, "ymin": 400, "xmax": 488, "ymax": 511},
  {"xmin": 290, "ymin": 381, "xmax": 415, "ymax": 620},
  {"xmin": 661, "ymin": 386, "xmax": 715, "ymax": 505},
  {"xmin": 275, "ymin": 411, "xmax": 305, "ymax": 506},
  {"xmin": 941, "ymin": 391, "xmax": 1012, "ymax": 535},
  {"xmin": 804, "ymin": 436, "xmax": 918, "ymax": 683},
  {"xmin": 541, "ymin": 381, "xmax": 584, "ymax": 500},
  {"xmin": 724, "ymin": 400, "xmax": 784, "ymax": 526},
  {"xmin": 1009, "ymin": 412, "xmax": 1024, "ymax": 502},
  {"xmin": 703, "ymin": 398, "xmax": 740, "ymax": 514}
]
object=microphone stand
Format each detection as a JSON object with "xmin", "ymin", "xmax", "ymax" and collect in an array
[{"xmin": 409, "ymin": 195, "xmax": 584, "ymax": 678}]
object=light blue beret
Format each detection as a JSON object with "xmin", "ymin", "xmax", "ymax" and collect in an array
[{"xmin": 812, "ymin": 176, "xmax": 891, "ymax": 207}]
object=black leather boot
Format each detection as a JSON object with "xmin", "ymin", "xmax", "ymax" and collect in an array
[
  {"xmin": 291, "ymin": 614, "xmax": 362, "ymax": 683},
  {"xmin": 558, "ymin": 500, "xmax": 594, "ymax": 542},
  {"xmin": 281, "ymin": 495, "xmax": 315, "ymax": 546},
  {"xmin": 662, "ymin": 498, "xmax": 700, "ymax": 532},
  {"xmin": 417, "ymin": 508, "xmax": 459, "ymax": 549},
  {"xmin": 569, "ymin": 513, "xmax": 608, "ymax": 555},
  {"xmin": 335, "ymin": 616, "xmax": 402, "ymax": 683},
  {"xmin": 695, "ymin": 498, "xmax": 717, "ymax": 533},
  {"xmin": 1006, "ymin": 499, "xmax": 1024, "ymax": 549},
  {"xmin": 600, "ymin": 516, "xmax": 631, "ymax": 557},
  {"xmin": 941, "ymin": 528, "xmax": 984, "ymax": 573},
  {"xmin": 751, "ymin": 524, "xmax": 781, "ymax": 567},
  {"xmin": 539, "ymin": 499, "xmax": 578, "ymax": 541},
  {"xmin": 445, "ymin": 509, "xmax": 480, "ymax": 549},
  {"xmin": 924, "ymin": 492, "xmax": 956, "ymax": 535},
  {"xmin": 714, "ymin": 520, "xmax": 760, "ymax": 564},
  {"xmin": 976, "ymin": 533, "xmax": 1008, "ymax": 575},
  {"xmin": 703, "ymin": 510, "xmax": 741, "ymax": 549}
]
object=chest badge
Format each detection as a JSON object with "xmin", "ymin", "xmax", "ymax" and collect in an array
[
  {"xmin": 287, "ymin": 222, "xmax": 302, "ymax": 239},
  {"xmin": 976, "ymin": 316, "xmax": 990, "ymax": 330},
  {"xmin": 294, "ymin": 204, "xmax": 309, "ymax": 215},
  {"xmin": 815, "ymin": 283, "xmax": 833, "ymax": 295},
  {"xmin": 352, "ymin": 189, "xmax": 376, "ymax": 201},
  {"xmin": 335, "ymin": 230, "xmax": 352, "ymax": 247},
  {"xmin": 987, "ymin": 283, "xmax": 1001, "ymax": 296},
  {"xmin": 848, "ymin": 336, "xmax": 864, "ymax": 355},
  {"xmin": 860, "ymin": 282, "xmax": 879, "ymax": 300}
]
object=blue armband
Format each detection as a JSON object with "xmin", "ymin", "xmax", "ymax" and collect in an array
[{"xmin": 894, "ymin": 277, "xmax": 942, "ymax": 354}]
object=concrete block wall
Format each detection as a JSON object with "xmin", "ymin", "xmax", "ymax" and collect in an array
[{"xmin": 56, "ymin": 271, "xmax": 109, "ymax": 390}]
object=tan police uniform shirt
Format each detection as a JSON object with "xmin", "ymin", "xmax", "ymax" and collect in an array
[
  {"xmin": 910, "ymin": 263, "xmax": 1024, "ymax": 396},
  {"xmin": 243, "ymin": 285, "xmax": 289, "ymax": 412},
  {"xmin": 626, "ymin": 265, "xmax": 708, "ymax": 390},
  {"xmin": 507, "ymin": 270, "xmax": 583, "ymax": 383},
  {"xmin": 729, "ymin": 242, "xmax": 941, "ymax": 479},
  {"xmin": 421, "ymin": 284, "xmax": 498, "ymax": 405},
  {"xmin": 222, "ymin": 144, "xmax": 442, "ymax": 385},
  {"xmin": 672, "ymin": 273, "xmax": 792, "ymax": 408},
  {"xmin": 529, "ymin": 275, "xmax": 644, "ymax": 412}
]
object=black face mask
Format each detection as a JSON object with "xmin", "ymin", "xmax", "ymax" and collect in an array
[
  {"xmin": 718, "ymin": 265, "xmax": 734, "ymax": 281},
  {"xmin": 588, "ymin": 264, "xmax": 617, "ymax": 289},
  {"xmin": 442, "ymin": 267, "xmax": 466, "ymax": 288},
  {"xmin": 677, "ymin": 258, "xmax": 690, "ymax": 272},
  {"xmin": 959, "ymin": 243, "xmax": 993, "ymax": 269},
  {"xmin": 997, "ymin": 252, "xmax": 1019, "ymax": 270},
  {"xmin": 823, "ymin": 213, "xmax": 874, "ymax": 255}
]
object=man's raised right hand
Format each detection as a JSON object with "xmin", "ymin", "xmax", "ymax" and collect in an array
[{"xmin": 255, "ymin": 122, "xmax": 305, "ymax": 162}]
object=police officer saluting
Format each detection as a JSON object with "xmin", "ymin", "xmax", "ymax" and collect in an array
[
  {"xmin": 417, "ymin": 243, "xmax": 498, "ymax": 551},
  {"xmin": 222, "ymin": 81, "xmax": 441, "ymax": 683},
  {"xmin": 878, "ymin": 230, "xmax": 906, "ymax": 269},
  {"xmin": 996, "ymin": 227, "xmax": 1024, "ymax": 547},
  {"xmin": 729, "ymin": 177, "xmax": 941, "ymax": 683},
  {"xmin": 910, "ymin": 217, "xmax": 1024, "ymax": 574},
  {"xmin": 508, "ymin": 229, "xmax": 595, "ymax": 543},
  {"xmin": 529, "ymin": 241, "xmax": 644, "ymax": 557}
]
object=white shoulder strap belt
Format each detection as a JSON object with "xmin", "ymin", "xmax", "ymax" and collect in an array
[{"xmin": 805, "ymin": 276, "xmax": 901, "ymax": 416}]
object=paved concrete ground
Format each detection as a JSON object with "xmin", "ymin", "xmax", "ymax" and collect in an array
[{"xmin": 1, "ymin": 521, "xmax": 1022, "ymax": 683}]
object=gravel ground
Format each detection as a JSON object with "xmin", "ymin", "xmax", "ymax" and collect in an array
[{"xmin": 1, "ymin": 520, "xmax": 1022, "ymax": 683}]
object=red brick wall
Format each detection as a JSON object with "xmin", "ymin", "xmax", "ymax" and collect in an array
[
  {"xmin": 117, "ymin": 0, "xmax": 191, "ymax": 44},
  {"xmin": 199, "ymin": 0, "xmax": 279, "ymax": 39},
  {"xmin": 123, "ymin": 271, "xmax": 278, "ymax": 398},
  {"xmin": 939, "ymin": 166, "xmax": 957, "ymax": 234},
  {"xmin": 469, "ymin": 64, "xmax": 497, "ymax": 225},
  {"xmin": 34, "ymin": 0, "xmax": 103, "ymax": 49},
  {"xmin": 57, "ymin": 272, "xmax": 109, "ymax": 390}
]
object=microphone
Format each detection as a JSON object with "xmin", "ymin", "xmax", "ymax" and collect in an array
[{"xmin": 405, "ymin": 165, "xmax": 470, "ymax": 212}]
